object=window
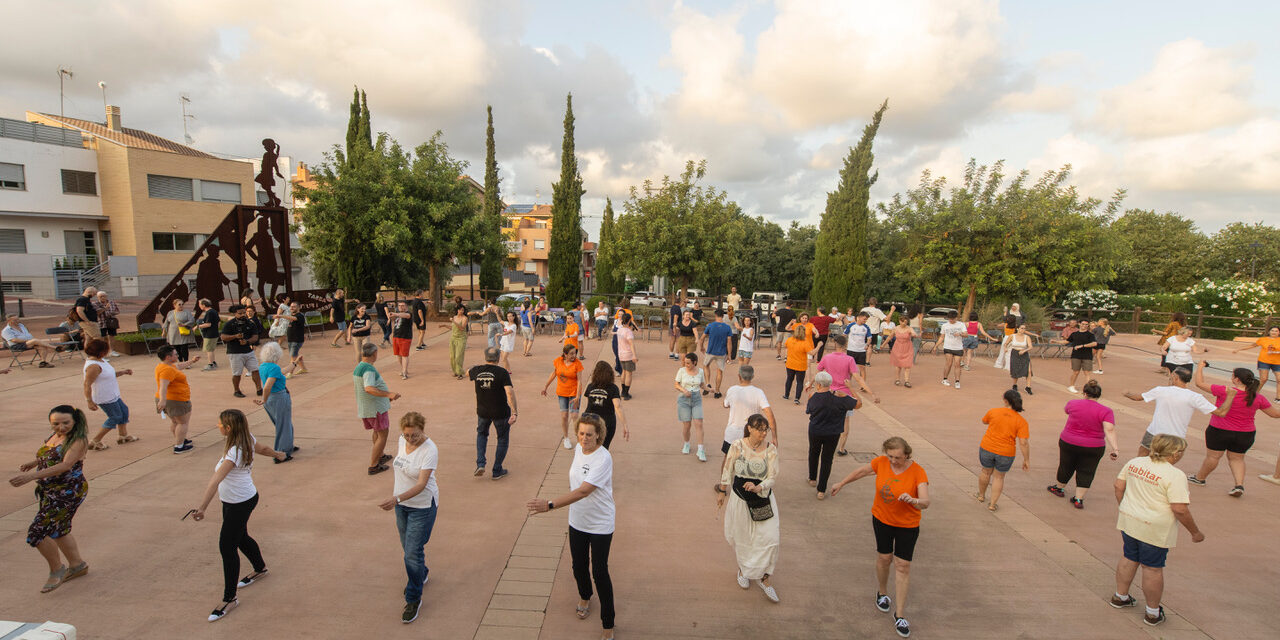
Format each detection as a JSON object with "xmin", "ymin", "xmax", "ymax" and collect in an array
[
  {"xmin": 534, "ymin": 221, "xmax": 547, "ymax": 229},
  {"xmin": 533, "ymin": 239, "xmax": 545, "ymax": 250},
  {"xmin": 148, "ymin": 174, "xmax": 194, "ymax": 200},
  {"xmin": 0, "ymin": 281, "xmax": 33, "ymax": 294},
  {"xmin": 0, "ymin": 228, "xmax": 26, "ymax": 253},
  {"xmin": 60, "ymin": 169, "xmax": 97, "ymax": 195},
  {"xmin": 200, "ymin": 180, "xmax": 242, "ymax": 203},
  {"xmin": 152, "ymin": 232, "xmax": 208, "ymax": 252},
  {"xmin": 0, "ymin": 162, "xmax": 24, "ymax": 190},
  {"xmin": 102, "ymin": 230, "xmax": 112, "ymax": 256},
  {"xmin": 523, "ymin": 261, "xmax": 536, "ymax": 272}
]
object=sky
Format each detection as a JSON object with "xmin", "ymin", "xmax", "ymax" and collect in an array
[{"xmin": 3, "ymin": 0, "xmax": 1277, "ymax": 240}]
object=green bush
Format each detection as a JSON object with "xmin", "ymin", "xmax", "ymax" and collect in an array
[
  {"xmin": 117, "ymin": 329, "xmax": 162, "ymax": 343},
  {"xmin": 585, "ymin": 295, "xmax": 609, "ymax": 313}
]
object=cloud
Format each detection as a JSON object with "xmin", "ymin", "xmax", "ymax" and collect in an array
[
  {"xmin": 995, "ymin": 85, "xmax": 1074, "ymax": 113},
  {"xmin": 1093, "ymin": 39, "xmax": 1259, "ymax": 138}
]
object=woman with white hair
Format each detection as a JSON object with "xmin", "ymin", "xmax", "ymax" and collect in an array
[{"xmin": 253, "ymin": 341, "xmax": 298, "ymax": 463}]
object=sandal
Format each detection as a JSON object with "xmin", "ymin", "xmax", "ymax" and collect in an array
[
  {"xmin": 117, "ymin": 435, "xmax": 140, "ymax": 444},
  {"xmin": 41, "ymin": 565, "xmax": 67, "ymax": 593},
  {"xmin": 973, "ymin": 492, "xmax": 986, "ymax": 503},
  {"xmin": 903, "ymin": 381, "xmax": 912, "ymax": 388},
  {"xmin": 894, "ymin": 380, "xmax": 901, "ymax": 386},
  {"xmin": 208, "ymin": 599, "xmax": 238, "ymax": 622},
  {"xmin": 988, "ymin": 502, "xmax": 999, "ymax": 512},
  {"xmin": 368, "ymin": 464, "xmax": 389, "ymax": 475},
  {"xmin": 237, "ymin": 568, "xmax": 268, "ymax": 588},
  {"xmin": 87, "ymin": 440, "xmax": 109, "ymax": 451},
  {"xmin": 576, "ymin": 601, "xmax": 591, "ymax": 619},
  {"xmin": 836, "ymin": 450, "xmax": 849, "ymax": 457},
  {"xmin": 63, "ymin": 562, "xmax": 88, "ymax": 583}
]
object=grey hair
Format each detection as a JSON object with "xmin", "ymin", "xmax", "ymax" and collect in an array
[
  {"xmin": 258, "ymin": 341, "xmax": 284, "ymax": 364},
  {"xmin": 1177, "ymin": 327, "xmax": 1193, "ymax": 337},
  {"xmin": 361, "ymin": 343, "xmax": 379, "ymax": 358},
  {"xmin": 485, "ymin": 347, "xmax": 500, "ymax": 362},
  {"xmin": 813, "ymin": 371, "xmax": 833, "ymax": 387},
  {"xmin": 738, "ymin": 364, "xmax": 754, "ymax": 382}
]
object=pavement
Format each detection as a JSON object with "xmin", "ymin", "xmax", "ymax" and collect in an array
[{"xmin": 0, "ymin": 325, "xmax": 1276, "ymax": 639}]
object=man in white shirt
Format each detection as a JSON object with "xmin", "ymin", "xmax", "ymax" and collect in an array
[
  {"xmin": 843, "ymin": 312, "xmax": 873, "ymax": 376},
  {"xmin": 725, "ymin": 286, "xmax": 742, "ymax": 312},
  {"xmin": 1123, "ymin": 368, "xmax": 1220, "ymax": 456},
  {"xmin": 859, "ymin": 298, "xmax": 894, "ymax": 352},
  {"xmin": 938, "ymin": 310, "xmax": 967, "ymax": 389},
  {"xmin": 2, "ymin": 314, "xmax": 58, "ymax": 367},
  {"xmin": 721, "ymin": 365, "xmax": 778, "ymax": 456}
]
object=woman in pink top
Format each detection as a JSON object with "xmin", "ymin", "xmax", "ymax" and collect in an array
[
  {"xmin": 1047, "ymin": 380, "xmax": 1119, "ymax": 509},
  {"xmin": 616, "ymin": 312, "xmax": 638, "ymax": 401},
  {"xmin": 962, "ymin": 312, "xmax": 998, "ymax": 371},
  {"xmin": 809, "ymin": 335, "xmax": 880, "ymax": 456},
  {"xmin": 1190, "ymin": 364, "xmax": 1279, "ymax": 495}
]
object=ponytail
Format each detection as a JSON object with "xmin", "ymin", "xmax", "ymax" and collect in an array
[
  {"xmin": 1234, "ymin": 367, "xmax": 1260, "ymax": 406},
  {"xmin": 1003, "ymin": 389, "xmax": 1024, "ymax": 412}
]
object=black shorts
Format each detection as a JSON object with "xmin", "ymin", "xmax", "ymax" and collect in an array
[
  {"xmin": 1163, "ymin": 361, "xmax": 1194, "ymax": 374},
  {"xmin": 872, "ymin": 516, "xmax": 920, "ymax": 561},
  {"xmin": 1094, "ymin": 344, "xmax": 1107, "ymax": 351},
  {"xmin": 102, "ymin": 327, "xmax": 118, "ymax": 337},
  {"xmin": 943, "ymin": 348, "xmax": 963, "ymax": 357},
  {"xmin": 848, "ymin": 350, "xmax": 867, "ymax": 366},
  {"xmin": 1204, "ymin": 425, "xmax": 1255, "ymax": 454}
]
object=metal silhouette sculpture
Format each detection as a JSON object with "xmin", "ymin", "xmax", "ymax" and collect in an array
[{"xmin": 255, "ymin": 139, "xmax": 284, "ymax": 208}]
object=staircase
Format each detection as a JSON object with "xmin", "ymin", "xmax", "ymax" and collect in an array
[{"xmin": 51, "ymin": 256, "xmax": 116, "ymax": 298}]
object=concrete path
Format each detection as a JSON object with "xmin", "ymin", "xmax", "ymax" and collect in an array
[{"xmin": 0, "ymin": 326, "xmax": 1275, "ymax": 639}]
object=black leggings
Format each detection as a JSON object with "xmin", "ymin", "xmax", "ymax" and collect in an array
[
  {"xmin": 602, "ymin": 416, "xmax": 617, "ymax": 449},
  {"xmin": 220, "ymin": 494, "xmax": 265, "ymax": 601},
  {"xmin": 569, "ymin": 526, "xmax": 614, "ymax": 630},
  {"xmin": 814, "ymin": 334, "xmax": 828, "ymax": 361},
  {"xmin": 1056, "ymin": 439, "xmax": 1105, "ymax": 488},
  {"xmin": 808, "ymin": 433, "xmax": 840, "ymax": 492},
  {"xmin": 784, "ymin": 368, "xmax": 806, "ymax": 398},
  {"xmin": 173, "ymin": 343, "xmax": 190, "ymax": 362}
]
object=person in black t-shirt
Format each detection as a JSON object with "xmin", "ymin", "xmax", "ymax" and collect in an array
[
  {"xmin": 328, "ymin": 289, "xmax": 350, "ymax": 348},
  {"xmin": 583, "ymin": 360, "xmax": 629, "ymax": 449},
  {"xmin": 1056, "ymin": 319, "xmax": 1099, "ymax": 394},
  {"xmin": 220, "ymin": 304, "xmax": 264, "ymax": 397},
  {"xmin": 197, "ymin": 298, "xmax": 221, "ymax": 371},
  {"xmin": 74, "ymin": 286, "xmax": 102, "ymax": 340},
  {"xmin": 347, "ymin": 304, "xmax": 373, "ymax": 363},
  {"xmin": 773, "ymin": 302, "xmax": 796, "ymax": 361},
  {"xmin": 469, "ymin": 347, "xmax": 518, "ymax": 479},
  {"xmin": 374, "ymin": 292, "xmax": 392, "ymax": 346},
  {"xmin": 389, "ymin": 301, "xmax": 415, "ymax": 379},
  {"xmin": 412, "ymin": 290, "xmax": 430, "ymax": 350},
  {"xmin": 283, "ymin": 301, "xmax": 308, "ymax": 375}
]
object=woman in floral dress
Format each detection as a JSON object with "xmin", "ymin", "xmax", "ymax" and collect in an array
[{"xmin": 8, "ymin": 405, "xmax": 90, "ymax": 593}]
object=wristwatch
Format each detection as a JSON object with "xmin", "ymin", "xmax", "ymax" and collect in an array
[
  {"xmin": 395, "ymin": 495, "xmax": 401, "ymax": 504},
  {"xmin": 547, "ymin": 500, "xmax": 554, "ymax": 511}
]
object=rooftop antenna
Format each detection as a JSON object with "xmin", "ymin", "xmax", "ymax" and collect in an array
[
  {"xmin": 57, "ymin": 67, "xmax": 74, "ymax": 117},
  {"xmin": 534, "ymin": 188, "xmax": 540, "ymax": 205},
  {"xmin": 180, "ymin": 94, "xmax": 196, "ymax": 145},
  {"xmin": 97, "ymin": 81, "xmax": 107, "ymax": 112}
]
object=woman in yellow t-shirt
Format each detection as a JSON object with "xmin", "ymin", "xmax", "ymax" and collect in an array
[{"xmin": 1234, "ymin": 325, "xmax": 1280, "ymax": 402}]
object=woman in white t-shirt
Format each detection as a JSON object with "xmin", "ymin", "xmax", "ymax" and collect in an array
[
  {"xmin": 378, "ymin": 411, "xmax": 439, "ymax": 624},
  {"xmin": 675, "ymin": 352, "xmax": 714, "ymax": 462},
  {"xmin": 190, "ymin": 409, "xmax": 286, "ymax": 622},
  {"xmin": 527, "ymin": 415, "xmax": 617, "ymax": 639},
  {"xmin": 499, "ymin": 312, "xmax": 518, "ymax": 372},
  {"xmin": 738, "ymin": 316, "xmax": 756, "ymax": 365},
  {"xmin": 1161, "ymin": 328, "xmax": 1206, "ymax": 374}
]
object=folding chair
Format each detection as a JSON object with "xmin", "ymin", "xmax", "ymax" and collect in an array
[
  {"xmin": 1038, "ymin": 331, "xmax": 1065, "ymax": 359},
  {"xmin": 6, "ymin": 342, "xmax": 38, "ymax": 369},
  {"xmin": 138, "ymin": 322, "xmax": 168, "ymax": 355},
  {"xmin": 44, "ymin": 326, "xmax": 83, "ymax": 360},
  {"xmin": 303, "ymin": 312, "xmax": 325, "ymax": 337}
]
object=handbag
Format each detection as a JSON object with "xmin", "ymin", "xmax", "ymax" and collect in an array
[
  {"xmin": 732, "ymin": 476, "xmax": 774, "ymax": 521},
  {"xmin": 178, "ymin": 326, "xmax": 191, "ymax": 336}
]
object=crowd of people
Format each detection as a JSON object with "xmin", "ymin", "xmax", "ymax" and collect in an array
[{"xmin": 5, "ymin": 286, "xmax": 1280, "ymax": 640}]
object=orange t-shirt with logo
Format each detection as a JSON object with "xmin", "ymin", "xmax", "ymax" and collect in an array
[
  {"xmin": 1256, "ymin": 337, "xmax": 1280, "ymax": 366},
  {"xmin": 553, "ymin": 356, "xmax": 585, "ymax": 398},
  {"xmin": 870, "ymin": 456, "xmax": 929, "ymax": 528},
  {"xmin": 563, "ymin": 322, "xmax": 581, "ymax": 349},
  {"xmin": 785, "ymin": 337, "xmax": 810, "ymax": 371},
  {"xmin": 979, "ymin": 407, "xmax": 1030, "ymax": 457}
]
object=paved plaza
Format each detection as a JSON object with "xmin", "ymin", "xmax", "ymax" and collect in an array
[{"xmin": 0, "ymin": 323, "xmax": 1276, "ymax": 639}]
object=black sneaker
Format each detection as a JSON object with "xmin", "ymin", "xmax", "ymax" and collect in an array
[
  {"xmin": 474, "ymin": 466, "xmax": 485, "ymax": 477},
  {"xmin": 1109, "ymin": 594, "xmax": 1136, "ymax": 608},
  {"xmin": 1229, "ymin": 485, "xmax": 1244, "ymax": 497},
  {"xmin": 174, "ymin": 443, "xmax": 194, "ymax": 454},
  {"xmin": 1024, "ymin": 387, "xmax": 1034, "ymax": 396},
  {"xmin": 415, "ymin": 346, "xmax": 426, "ymax": 351},
  {"xmin": 875, "ymin": 592, "xmax": 891, "ymax": 613},
  {"xmin": 379, "ymin": 454, "xmax": 393, "ymax": 465},
  {"xmin": 1187, "ymin": 475, "xmax": 1206, "ymax": 486},
  {"xmin": 402, "ymin": 600, "xmax": 421, "ymax": 624},
  {"xmin": 233, "ymin": 391, "xmax": 246, "ymax": 398},
  {"xmin": 713, "ymin": 392, "xmax": 723, "ymax": 399},
  {"xmin": 492, "ymin": 469, "xmax": 509, "ymax": 481},
  {"xmin": 894, "ymin": 616, "xmax": 911, "ymax": 637},
  {"xmin": 1143, "ymin": 606, "xmax": 1165, "ymax": 626}
]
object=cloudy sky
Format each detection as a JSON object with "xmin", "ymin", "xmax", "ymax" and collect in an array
[{"xmin": 4, "ymin": 0, "xmax": 1276, "ymax": 239}]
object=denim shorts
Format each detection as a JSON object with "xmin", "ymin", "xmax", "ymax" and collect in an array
[
  {"xmin": 962, "ymin": 335, "xmax": 979, "ymax": 350},
  {"xmin": 557, "ymin": 395, "xmax": 579, "ymax": 413},
  {"xmin": 979, "ymin": 447, "xmax": 1015, "ymax": 472},
  {"xmin": 336, "ymin": 321, "xmax": 347, "ymax": 331},
  {"xmin": 676, "ymin": 392, "xmax": 703, "ymax": 421},
  {"xmin": 288, "ymin": 342, "xmax": 303, "ymax": 357},
  {"xmin": 99, "ymin": 398, "xmax": 130, "ymax": 429},
  {"xmin": 1259, "ymin": 361, "xmax": 1280, "ymax": 373},
  {"xmin": 1121, "ymin": 531, "xmax": 1168, "ymax": 568}
]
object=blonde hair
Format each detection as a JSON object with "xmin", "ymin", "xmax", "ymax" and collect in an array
[
  {"xmin": 1148, "ymin": 434, "xmax": 1187, "ymax": 462},
  {"xmin": 400, "ymin": 411, "xmax": 426, "ymax": 432}
]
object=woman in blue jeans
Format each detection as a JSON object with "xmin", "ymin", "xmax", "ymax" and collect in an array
[
  {"xmin": 379, "ymin": 411, "xmax": 440, "ymax": 624},
  {"xmin": 674, "ymin": 352, "xmax": 713, "ymax": 462},
  {"xmin": 253, "ymin": 342, "xmax": 298, "ymax": 463}
]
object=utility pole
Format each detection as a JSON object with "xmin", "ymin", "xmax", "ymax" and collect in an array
[
  {"xmin": 180, "ymin": 94, "xmax": 196, "ymax": 145},
  {"xmin": 58, "ymin": 67, "xmax": 73, "ymax": 117}
]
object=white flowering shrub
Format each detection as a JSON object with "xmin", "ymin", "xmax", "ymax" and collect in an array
[
  {"xmin": 1061, "ymin": 289, "xmax": 1119, "ymax": 311},
  {"xmin": 1180, "ymin": 278, "xmax": 1276, "ymax": 335}
]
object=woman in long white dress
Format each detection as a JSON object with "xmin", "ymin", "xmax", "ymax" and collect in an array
[{"xmin": 716, "ymin": 413, "xmax": 780, "ymax": 602}]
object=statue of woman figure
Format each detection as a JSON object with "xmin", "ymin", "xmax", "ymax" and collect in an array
[{"xmin": 255, "ymin": 138, "xmax": 284, "ymax": 208}]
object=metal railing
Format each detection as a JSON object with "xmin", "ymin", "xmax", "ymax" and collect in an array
[{"xmin": 50, "ymin": 254, "xmax": 101, "ymax": 270}]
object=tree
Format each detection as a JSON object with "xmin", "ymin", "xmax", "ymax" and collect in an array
[
  {"xmin": 881, "ymin": 160, "xmax": 1124, "ymax": 317},
  {"xmin": 1207, "ymin": 222, "xmax": 1280, "ymax": 286},
  {"xmin": 811, "ymin": 99, "xmax": 887, "ymax": 309},
  {"xmin": 594, "ymin": 197, "xmax": 623, "ymax": 294},
  {"xmin": 478, "ymin": 105, "xmax": 504, "ymax": 293},
  {"xmin": 613, "ymin": 160, "xmax": 745, "ymax": 300},
  {"xmin": 548, "ymin": 93, "xmax": 584, "ymax": 307},
  {"xmin": 358, "ymin": 90, "xmax": 372, "ymax": 151},
  {"xmin": 1110, "ymin": 209, "xmax": 1207, "ymax": 293},
  {"xmin": 344, "ymin": 86, "xmax": 360, "ymax": 159}
]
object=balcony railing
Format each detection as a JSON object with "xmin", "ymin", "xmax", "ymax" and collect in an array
[{"xmin": 50, "ymin": 254, "xmax": 101, "ymax": 271}]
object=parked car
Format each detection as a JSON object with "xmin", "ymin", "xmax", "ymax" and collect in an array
[
  {"xmin": 628, "ymin": 291, "xmax": 666, "ymax": 307},
  {"xmin": 925, "ymin": 307, "xmax": 959, "ymax": 318},
  {"xmin": 496, "ymin": 293, "xmax": 531, "ymax": 305},
  {"xmin": 1048, "ymin": 311, "xmax": 1074, "ymax": 331},
  {"xmin": 752, "ymin": 292, "xmax": 788, "ymax": 314}
]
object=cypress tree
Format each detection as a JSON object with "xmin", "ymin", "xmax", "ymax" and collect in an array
[
  {"xmin": 357, "ymin": 90, "xmax": 372, "ymax": 151},
  {"xmin": 344, "ymin": 86, "xmax": 360, "ymax": 159},
  {"xmin": 811, "ymin": 99, "xmax": 887, "ymax": 309},
  {"xmin": 479, "ymin": 105, "xmax": 504, "ymax": 293},
  {"xmin": 594, "ymin": 197, "xmax": 620, "ymax": 294},
  {"xmin": 548, "ymin": 93, "xmax": 584, "ymax": 307}
]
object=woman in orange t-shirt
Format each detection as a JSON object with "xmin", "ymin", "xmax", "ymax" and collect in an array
[
  {"xmin": 974, "ymin": 389, "xmax": 1030, "ymax": 512},
  {"xmin": 154, "ymin": 344, "xmax": 200, "ymax": 454},
  {"xmin": 783, "ymin": 326, "xmax": 815, "ymax": 405},
  {"xmin": 1234, "ymin": 325, "xmax": 1280, "ymax": 402},
  {"xmin": 542, "ymin": 344, "xmax": 585, "ymax": 451},
  {"xmin": 831, "ymin": 437, "xmax": 930, "ymax": 638}
]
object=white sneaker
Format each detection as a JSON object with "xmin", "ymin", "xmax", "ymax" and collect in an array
[
  {"xmin": 942, "ymin": 379, "xmax": 950, "ymax": 386},
  {"xmin": 1093, "ymin": 370, "xmax": 1104, "ymax": 374},
  {"xmin": 736, "ymin": 572, "xmax": 749, "ymax": 589},
  {"xmin": 681, "ymin": 442, "xmax": 691, "ymax": 455},
  {"xmin": 562, "ymin": 437, "xmax": 573, "ymax": 450},
  {"xmin": 696, "ymin": 448, "xmax": 707, "ymax": 462},
  {"xmin": 1068, "ymin": 386, "xmax": 1079, "ymax": 394},
  {"xmin": 109, "ymin": 351, "xmax": 122, "ymax": 357},
  {"xmin": 954, "ymin": 382, "xmax": 961, "ymax": 390}
]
